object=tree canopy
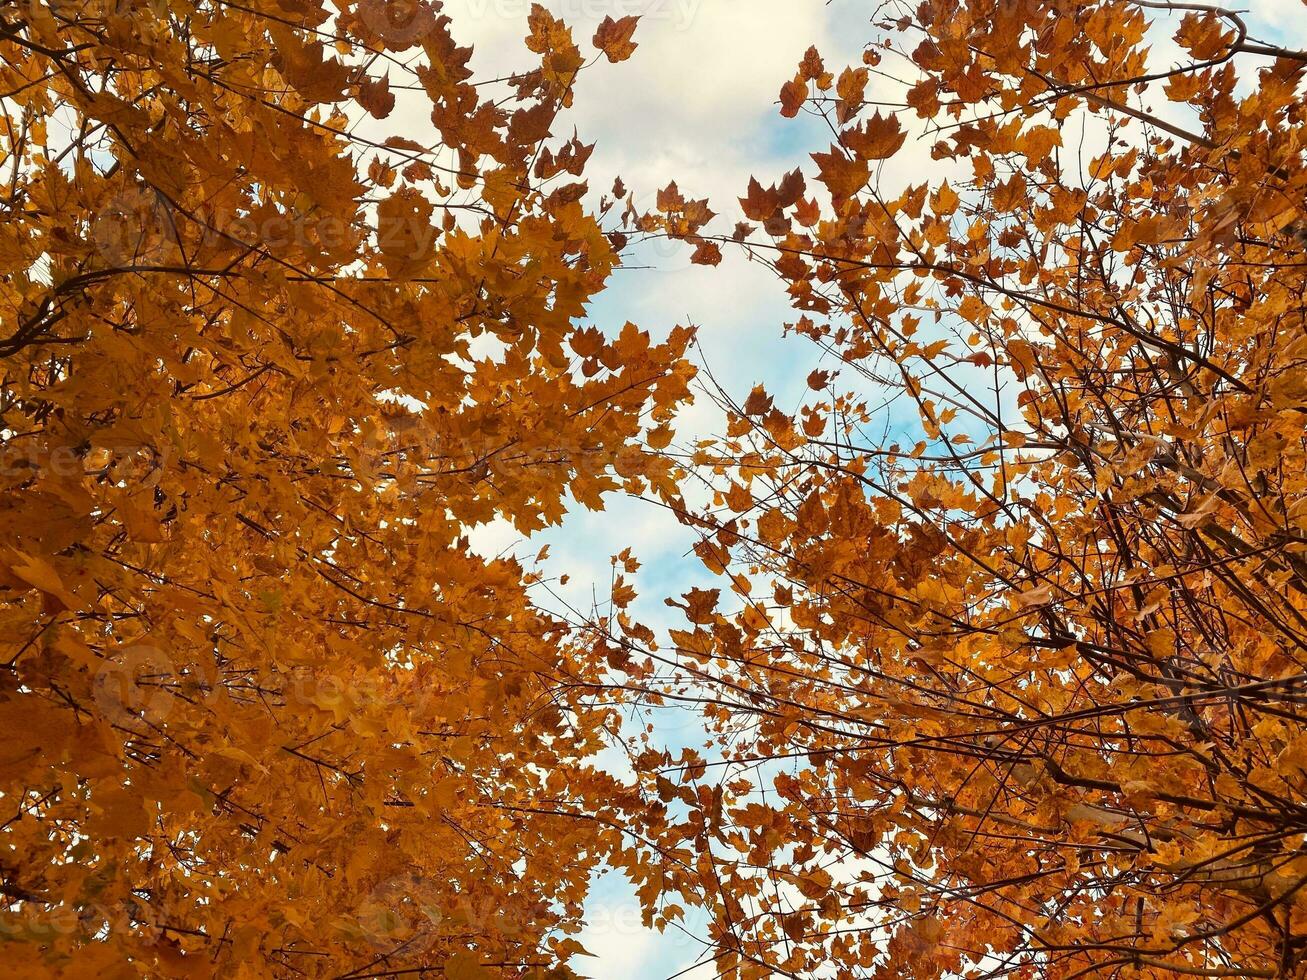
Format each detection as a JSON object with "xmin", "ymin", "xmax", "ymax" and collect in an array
[
  {"xmin": 3, "ymin": 0, "xmax": 1307, "ymax": 978},
  {"xmin": 629, "ymin": 1, "xmax": 1307, "ymax": 976},
  {"xmin": 0, "ymin": 2, "xmax": 689, "ymax": 976}
]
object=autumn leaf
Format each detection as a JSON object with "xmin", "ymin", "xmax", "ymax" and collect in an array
[
  {"xmin": 742, "ymin": 385, "xmax": 773, "ymax": 416},
  {"xmin": 592, "ymin": 14, "xmax": 640, "ymax": 63},
  {"xmin": 444, "ymin": 952, "xmax": 490, "ymax": 980},
  {"xmin": 667, "ymin": 587, "xmax": 720, "ymax": 625},
  {"xmin": 375, "ymin": 187, "xmax": 436, "ymax": 279},
  {"xmin": 780, "ymin": 77, "xmax": 807, "ymax": 118},
  {"xmin": 843, "ymin": 110, "xmax": 905, "ymax": 160},
  {"xmin": 930, "ymin": 180, "xmax": 960, "ymax": 216},
  {"xmin": 811, "ymin": 147, "xmax": 869, "ymax": 202},
  {"xmin": 798, "ymin": 46, "xmax": 825, "ymax": 81},
  {"xmin": 356, "ymin": 73, "xmax": 395, "ymax": 119},
  {"xmin": 691, "ymin": 240, "xmax": 723, "ymax": 266},
  {"xmin": 741, "ymin": 177, "xmax": 779, "ymax": 221}
]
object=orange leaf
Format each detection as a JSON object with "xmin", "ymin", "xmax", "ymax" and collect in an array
[
  {"xmin": 691, "ymin": 240, "xmax": 723, "ymax": 266},
  {"xmin": 592, "ymin": 14, "xmax": 639, "ymax": 63}
]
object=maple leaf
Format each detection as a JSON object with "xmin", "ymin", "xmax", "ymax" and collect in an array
[
  {"xmin": 1018, "ymin": 123, "xmax": 1062, "ymax": 166},
  {"xmin": 375, "ymin": 187, "xmax": 436, "ymax": 279},
  {"xmin": 741, "ymin": 177, "xmax": 780, "ymax": 221},
  {"xmin": 657, "ymin": 180, "xmax": 686, "ymax": 211},
  {"xmin": 691, "ymin": 240, "xmax": 723, "ymax": 266},
  {"xmin": 593, "ymin": 15, "xmax": 640, "ymax": 63},
  {"xmin": 811, "ymin": 147, "xmax": 869, "ymax": 202},
  {"xmin": 930, "ymin": 180, "xmax": 960, "ymax": 216},
  {"xmin": 835, "ymin": 66, "xmax": 869, "ymax": 123},
  {"xmin": 795, "ymin": 196, "xmax": 821, "ymax": 227},
  {"xmin": 742, "ymin": 385, "xmax": 773, "ymax": 416},
  {"xmin": 668, "ymin": 587, "xmax": 720, "ymax": 625},
  {"xmin": 843, "ymin": 111, "xmax": 905, "ymax": 160},
  {"xmin": 780, "ymin": 77, "xmax": 807, "ymax": 118},
  {"xmin": 356, "ymin": 73, "xmax": 395, "ymax": 119},
  {"xmin": 799, "ymin": 46, "xmax": 825, "ymax": 81}
]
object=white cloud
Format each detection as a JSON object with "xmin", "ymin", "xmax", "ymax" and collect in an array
[
  {"xmin": 439, "ymin": 0, "xmax": 834, "ymax": 205},
  {"xmin": 1243, "ymin": 0, "xmax": 1305, "ymax": 36},
  {"xmin": 574, "ymin": 884, "xmax": 715, "ymax": 980}
]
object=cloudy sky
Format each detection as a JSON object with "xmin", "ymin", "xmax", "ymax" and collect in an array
[{"xmin": 414, "ymin": 1, "xmax": 1303, "ymax": 975}]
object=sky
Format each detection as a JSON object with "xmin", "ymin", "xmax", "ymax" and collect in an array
[
  {"xmin": 400, "ymin": 1, "xmax": 1302, "ymax": 975},
  {"xmin": 437, "ymin": 8, "xmax": 866, "ymax": 969},
  {"xmin": 426, "ymin": 7, "xmax": 871, "ymax": 974}
]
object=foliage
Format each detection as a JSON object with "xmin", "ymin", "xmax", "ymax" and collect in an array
[
  {"xmin": 0, "ymin": 1, "xmax": 693, "ymax": 976},
  {"xmin": 630, "ymin": 1, "xmax": 1307, "ymax": 977},
  {"xmin": 7, "ymin": 0, "xmax": 1307, "ymax": 977}
]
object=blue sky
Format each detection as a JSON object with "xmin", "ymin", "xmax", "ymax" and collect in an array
[{"xmin": 439, "ymin": 7, "xmax": 862, "ymax": 973}]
